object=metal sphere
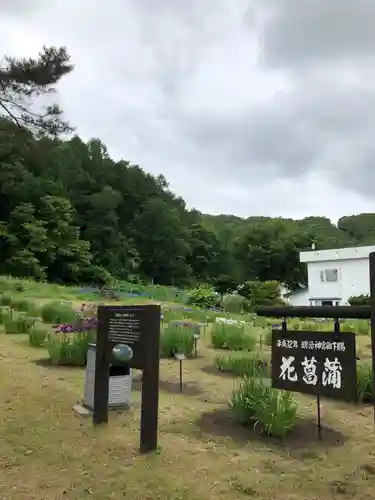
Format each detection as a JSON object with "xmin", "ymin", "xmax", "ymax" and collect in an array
[{"xmin": 112, "ymin": 343, "xmax": 133, "ymax": 362}]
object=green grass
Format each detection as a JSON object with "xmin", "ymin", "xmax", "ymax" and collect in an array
[
  {"xmin": 211, "ymin": 323, "xmax": 256, "ymax": 351},
  {"xmin": 1, "ymin": 275, "xmax": 375, "ymax": 499},
  {"xmin": 214, "ymin": 352, "xmax": 269, "ymax": 377}
]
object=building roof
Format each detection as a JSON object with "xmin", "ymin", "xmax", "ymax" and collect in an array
[
  {"xmin": 283, "ymin": 287, "xmax": 308, "ymax": 298},
  {"xmin": 309, "ymin": 296, "xmax": 341, "ymax": 301},
  {"xmin": 300, "ymin": 244, "xmax": 375, "ymax": 264}
]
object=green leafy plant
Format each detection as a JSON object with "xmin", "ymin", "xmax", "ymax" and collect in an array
[
  {"xmin": 29, "ymin": 327, "xmax": 47, "ymax": 347},
  {"xmin": 215, "ymin": 353, "xmax": 268, "ymax": 377},
  {"xmin": 41, "ymin": 302, "xmax": 79, "ymax": 324},
  {"xmin": 229, "ymin": 376, "xmax": 298, "ymax": 437},
  {"xmin": 160, "ymin": 324, "xmax": 195, "ymax": 358},
  {"xmin": 213, "ymin": 275, "xmax": 239, "ymax": 295},
  {"xmin": 237, "ymin": 280, "xmax": 284, "ymax": 307},
  {"xmin": 47, "ymin": 331, "xmax": 95, "ymax": 366},
  {"xmin": 357, "ymin": 362, "xmax": 373, "ymax": 403},
  {"xmin": 348, "ymin": 294, "xmax": 370, "ymax": 306},
  {"xmin": 254, "ymin": 389, "xmax": 298, "ymax": 438},
  {"xmin": 187, "ymin": 285, "xmax": 220, "ymax": 309},
  {"xmin": 211, "ymin": 323, "xmax": 256, "ymax": 351}
]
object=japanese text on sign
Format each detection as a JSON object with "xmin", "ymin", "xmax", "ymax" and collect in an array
[
  {"xmin": 271, "ymin": 329, "xmax": 357, "ymax": 402},
  {"xmin": 280, "ymin": 355, "xmax": 342, "ymax": 389},
  {"xmin": 276, "ymin": 338, "xmax": 346, "ymax": 351}
]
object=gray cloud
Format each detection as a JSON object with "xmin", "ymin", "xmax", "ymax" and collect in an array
[
  {"xmin": 257, "ymin": 0, "xmax": 375, "ymax": 68},
  {"xmin": 0, "ymin": 0, "xmax": 375, "ymax": 218}
]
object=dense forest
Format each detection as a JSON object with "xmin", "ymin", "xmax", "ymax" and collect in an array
[{"xmin": 1, "ymin": 46, "xmax": 375, "ymax": 291}]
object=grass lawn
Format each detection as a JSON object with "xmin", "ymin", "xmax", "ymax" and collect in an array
[{"xmin": 1, "ymin": 284, "xmax": 375, "ymax": 499}]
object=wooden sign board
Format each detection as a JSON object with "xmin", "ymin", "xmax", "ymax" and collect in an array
[
  {"xmin": 93, "ymin": 304, "xmax": 161, "ymax": 454},
  {"xmin": 271, "ymin": 329, "xmax": 357, "ymax": 402}
]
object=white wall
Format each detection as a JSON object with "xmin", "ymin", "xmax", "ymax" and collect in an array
[
  {"xmin": 300, "ymin": 245, "xmax": 375, "ymax": 263},
  {"xmin": 289, "ymin": 289, "xmax": 310, "ymax": 306},
  {"xmin": 306, "ymin": 257, "xmax": 370, "ymax": 305}
]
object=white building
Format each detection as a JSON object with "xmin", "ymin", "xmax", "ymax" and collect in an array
[{"xmin": 286, "ymin": 244, "xmax": 375, "ymax": 306}]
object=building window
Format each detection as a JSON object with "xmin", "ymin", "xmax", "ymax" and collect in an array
[{"xmin": 320, "ymin": 269, "xmax": 339, "ymax": 283}]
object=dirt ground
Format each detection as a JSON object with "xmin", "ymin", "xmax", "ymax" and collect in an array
[{"xmin": 1, "ymin": 330, "xmax": 375, "ymax": 499}]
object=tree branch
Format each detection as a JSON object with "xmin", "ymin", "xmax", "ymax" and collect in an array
[{"xmin": 0, "ymin": 100, "xmax": 21, "ymax": 127}]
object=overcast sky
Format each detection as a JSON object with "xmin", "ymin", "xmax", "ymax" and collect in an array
[{"xmin": 1, "ymin": 0, "xmax": 375, "ymax": 220}]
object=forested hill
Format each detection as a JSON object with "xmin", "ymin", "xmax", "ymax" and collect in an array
[
  {"xmin": 1, "ymin": 45, "xmax": 375, "ymax": 291},
  {"xmin": 1, "ymin": 116, "xmax": 375, "ymax": 290}
]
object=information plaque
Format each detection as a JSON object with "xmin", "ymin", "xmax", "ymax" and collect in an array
[{"xmin": 93, "ymin": 304, "xmax": 161, "ymax": 454}]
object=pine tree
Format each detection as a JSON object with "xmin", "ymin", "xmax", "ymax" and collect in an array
[{"xmin": 0, "ymin": 46, "xmax": 74, "ymax": 136}]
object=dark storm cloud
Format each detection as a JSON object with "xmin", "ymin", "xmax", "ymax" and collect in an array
[
  {"xmin": 250, "ymin": 0, "xmax": 375, "ymax": 196},
  {"xmin": 173, "ymin": 82, "xmax": 375, "ymax": 193}
]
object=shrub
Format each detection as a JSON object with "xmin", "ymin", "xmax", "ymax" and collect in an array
[
  {"xmin": 213, "ymin": 275, "xmax": 239, "ymax": 295},
  {"xmin": 357, "ymin": 362, "xmax": 373, "ymax": 403},
  {"xmin": 187, "ymin": 285, "xmax": 220, "ymax": 309},
  {"xmin": 230, "ymin": 376, "xmax": 298, "ymax": 437},
  {"xmin": 211, "ymin": 323, "xmax": 256, "ymax": 351},
  {"xmin": 215, "ymin": 353, "xmax": 268, "ymax": 377},
  {"xmin": 160, "ymin": 324, "xmax": 195, "ymax": 358},
  {"xmin": 41, "ymin": 302, "xmax": 79, "ymax": 324},
  {"xmin": 348, "ymin": 294, "xmax": 370, "ymax": 306},
  {"xmin": 13, "ymin": 282, "xmax": 25, "ymax": 293},
  {"xmin": 237, "ymin": 280, "xmax": 284, "ymax": 307},
  {"xmin": 4, "ymin": 315, "xmax": 35, "ymax": 334},
  {"xmin": 222, "ymin": 294, "xmax": 247, "ymax": 314},
  {"xmin": 47, "ymin": 331, "xmax": 95, "ymax": 366},
  {"xmin": 29, "ymin": 327, "xmax": 47, "ymax": 347},
  {"xmin": 10, "ymin": 298, "xmax": 40, "ymax": 316}
]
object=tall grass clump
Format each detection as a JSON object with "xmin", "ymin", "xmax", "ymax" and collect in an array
[
  {"xmin": 230, "ymin": 377, "xmax": 298, "ymax": 437},
  {"xmin": 0, "ymin": 307, "xmax": 8, "ymax": 324},
  {"xmin": 41, "ymin": 302, "xmax": 79, "ymax": 324},
  {"xmin": 355, "ymin": 320, "xmax": 370, "ymax": 336},
  {"xmin": 215, "ymin": 353, "xmax": 268, "ymax": 378},
  {"xmin": 10, "ymin": 297, "xmax": 40, "ymax": 316},
  {"xmin": 211, "ymin": 323, "xmax": 256, "ymax": 351},
  {"xmin": 0, "ymin": 293, "xmax": 13, "ymax": 306},
  {"xmin": 29, "ymin": 327, "xmax": 47, "ymax": 347},
  {"xmin": 4, "ymin": 315, "xmax": 35, "ymax": 334},
  {"xmin": 160, "ymin": 323, "xmax": 195, "ymax": 358},
  {"xmin": 162, "ymin": 309, "xmax": 187, "ymax": 324},
  {"xmin": 47, "ymin": 331, "xmax": 95, "ymax": 366},
  {"xmin": 357, "ymin": 362, "xmax": 373, "ymax": 403},
  {"xmin": 253, "ymin": 315, "xmax": 268, "ymax": 328}
]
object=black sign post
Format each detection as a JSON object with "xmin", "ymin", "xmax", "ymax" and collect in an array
[
  {"xmin": 271, "ymin": 328, "xmax": 357, "ymax": 402},
  {"xmin": 272, "ymin": 325, "xmax": 357, "ymax": 439},
  {"xmin": 369, "ymin": 252, "xmax": 375, "ymax": 430},
  {"xmin": 93, "ymin": 304, "xmax": 161, "ymax": 454}
]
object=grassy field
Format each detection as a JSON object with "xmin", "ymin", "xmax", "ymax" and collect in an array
[{"xmin": 1, "ymin": 277, "xmax": 375, "ymax": 499}]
